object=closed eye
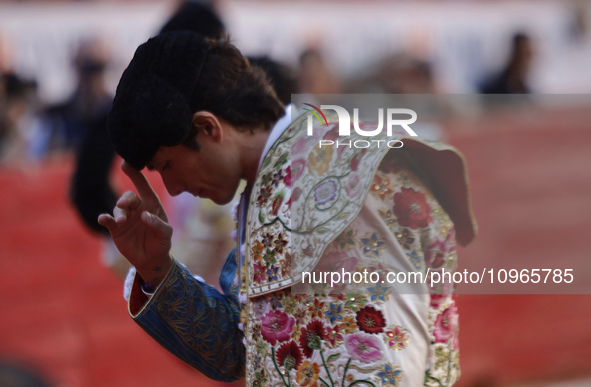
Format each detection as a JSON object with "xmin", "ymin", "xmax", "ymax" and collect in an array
[{"xmin": 162, "ymin": 162, "xmax": 171, "ymax": 171}]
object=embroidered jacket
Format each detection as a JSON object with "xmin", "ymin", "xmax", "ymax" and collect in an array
[{"xmin": 127, "ymin": 110, "xmax": 476, "ymax": 386}]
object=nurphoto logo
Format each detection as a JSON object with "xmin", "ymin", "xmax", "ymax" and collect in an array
[{"xmin": 303, "ymin": 103, "xmax": 419, "ymax": 149}]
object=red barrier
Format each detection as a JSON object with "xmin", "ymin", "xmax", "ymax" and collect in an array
[{"xmin": 0, "ymin": 159, "xmax": 229, "ymax": 387}]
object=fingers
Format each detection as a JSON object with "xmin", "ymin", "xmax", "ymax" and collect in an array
[
  {"xmin": 141, "ymin": 211, "xmax": 173, "ymax": 239},
  {"xmin": 113, "ymin": 206, "xmax": 127, "ymax": 224},
  {"xmin": 98, "ymin": 214, "xmax": 117, "ymax": 231},
  {"xmin": 116, "ymin": 190, "xmax": 142, "ymax": 210},
  {"xmin": 98, "ymin": 210, "xmax": 172, "ymax": 240},
  {"xmin": 111, "ymin": 191, "xmax": 138, "ymax": 223},
  {"xmin": 121, "ymin": 161, "xmax": 157, "ymax": 201}
]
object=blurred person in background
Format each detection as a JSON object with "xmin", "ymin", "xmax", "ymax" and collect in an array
[
  {"xmin": 160, "ymin": 0, "xmax": 224, "ymax": 37},
  {"xmin": 297, "ymin": 48, "xmax": 341, "ymax": 103},
  {"xmin": 31, "ymin": 38, "xmax": 112, "ymax": 159},
  {"xmin": 374, "ymin": 53, "xmax": 437, "ymax": 94},
  {"xmin": 342, "ymin": 52, "xmax": 445, "ymax": 141},
  {"xmin": 344, "ymin": 52, "xmax": 438, "ymax": 94},
  {"xmin": 480, "ymin": 32, "xmax": 535, "ymax": 94},
  {"xmin": 0, "ymin": 73, "xmax": 38, "ymax": 165},
  {"xmin": 568, "ymin": 1, "xmax": 589, "ymax": 45}
]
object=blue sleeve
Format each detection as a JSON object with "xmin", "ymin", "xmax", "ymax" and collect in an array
[{"xmin": 129, "ymin": 248, "xmax": 245, "ymax": 382}]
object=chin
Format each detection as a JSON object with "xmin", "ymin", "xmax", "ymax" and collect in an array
[
  {"xmin": 210, "ymin": 190, "xmax": 237, "ymax": 206},
  {"xmin": 211, "ymin": 196, "xmax": 232, "ymax": 205}
]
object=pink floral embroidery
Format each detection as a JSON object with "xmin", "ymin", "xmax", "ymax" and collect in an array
[
  {"xmin": 429, "ymin": 294, "xmax": 446, "ymax": 308},
  {"xmin": 433, "ymin": 303, "xmax": 458, "ymax": 344},
  {"xmin": 425, "ymin": 228, "xmax": 456, "ymax": 269},
  {"xmin": 425, "ymin": 242, "xmax": 446, "ymax": 269},
  {"xmin": 261, "ymin": 310, "xmax": 295, "ymax": 345},
  {"xmin": 345, "ymin": 332, "xmax": 383, "ymax": 363},
  {"xmin": 254, "ymin": 297, "xmax": 270, "ymax": 318},
  {"xmin": 293, "ymin": 133, "xmax": 320, "ymax": 156},
  {"xmin": 284, "ymin": 166, "xmax": 292, "ymax": 187},
  {"xmin": 344, "ymin": 173, "xmax": 362, "ymax": 198},
  {"xmin": 384, "ymin": 326, "xmax": 409, "ymax": 351},
  {"xmin": 323, "ymin": 125, "xmax": 340, "ymax": 141},
  {"xmin": 290, "ymin": 158, "xmax": 306, "ymax": 183}
]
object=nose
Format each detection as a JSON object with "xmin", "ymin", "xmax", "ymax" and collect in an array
[{"xmin": 161, "ymin": 173, "xmax": 183, "ymax": 197}]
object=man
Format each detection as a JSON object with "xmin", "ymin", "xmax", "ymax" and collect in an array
[
  {"xmin": 71, "ymin": 1, "xmax": 230, "ymax": 280},
  {"xmin": 99, "ymin": 32, "xmax": 476, "ymax": 386}
]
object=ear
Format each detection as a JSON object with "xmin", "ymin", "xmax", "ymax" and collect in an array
[{"xmin": 191, "ymin": 111, "xmax": 224, "ymax": 143}]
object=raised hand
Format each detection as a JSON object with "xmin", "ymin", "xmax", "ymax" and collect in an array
[{"xmin": 98, "ymin": 161, "xmax": 173, "ymax": 286}]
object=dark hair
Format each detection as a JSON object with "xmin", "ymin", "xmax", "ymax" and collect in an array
[
  {"xmin": 107, "ymin": 32, "xmax": 284, "ymax": 170},
  {"xmin": 247, "ymin": 56, "xmax": 297, "ymax": 106},
  {"xmin": 181, "ymin": 37, "xmax": 285, "ymax": 151},
  {"xmin": 191, "ymin": 37, "xmax": 284, "ymax": 131}
]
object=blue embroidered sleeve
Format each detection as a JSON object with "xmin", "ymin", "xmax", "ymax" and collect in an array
[{"xmin": 129, "ymin": 248, "xmax": 245, "ymax": 382}]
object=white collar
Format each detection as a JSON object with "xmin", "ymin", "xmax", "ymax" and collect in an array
[{"xmin": 257, "ymin": 104, "xmax": 292, "ymax": 171}]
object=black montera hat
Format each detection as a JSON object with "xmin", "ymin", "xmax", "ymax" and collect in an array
[{"xmin": 107, "ymin": 31, "xmax": 209, "ymax": 170}]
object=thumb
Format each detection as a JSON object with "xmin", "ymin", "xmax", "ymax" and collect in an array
[{"xmin": 141, "ymin": 211, "xmax": 173, "ymax": 239}]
